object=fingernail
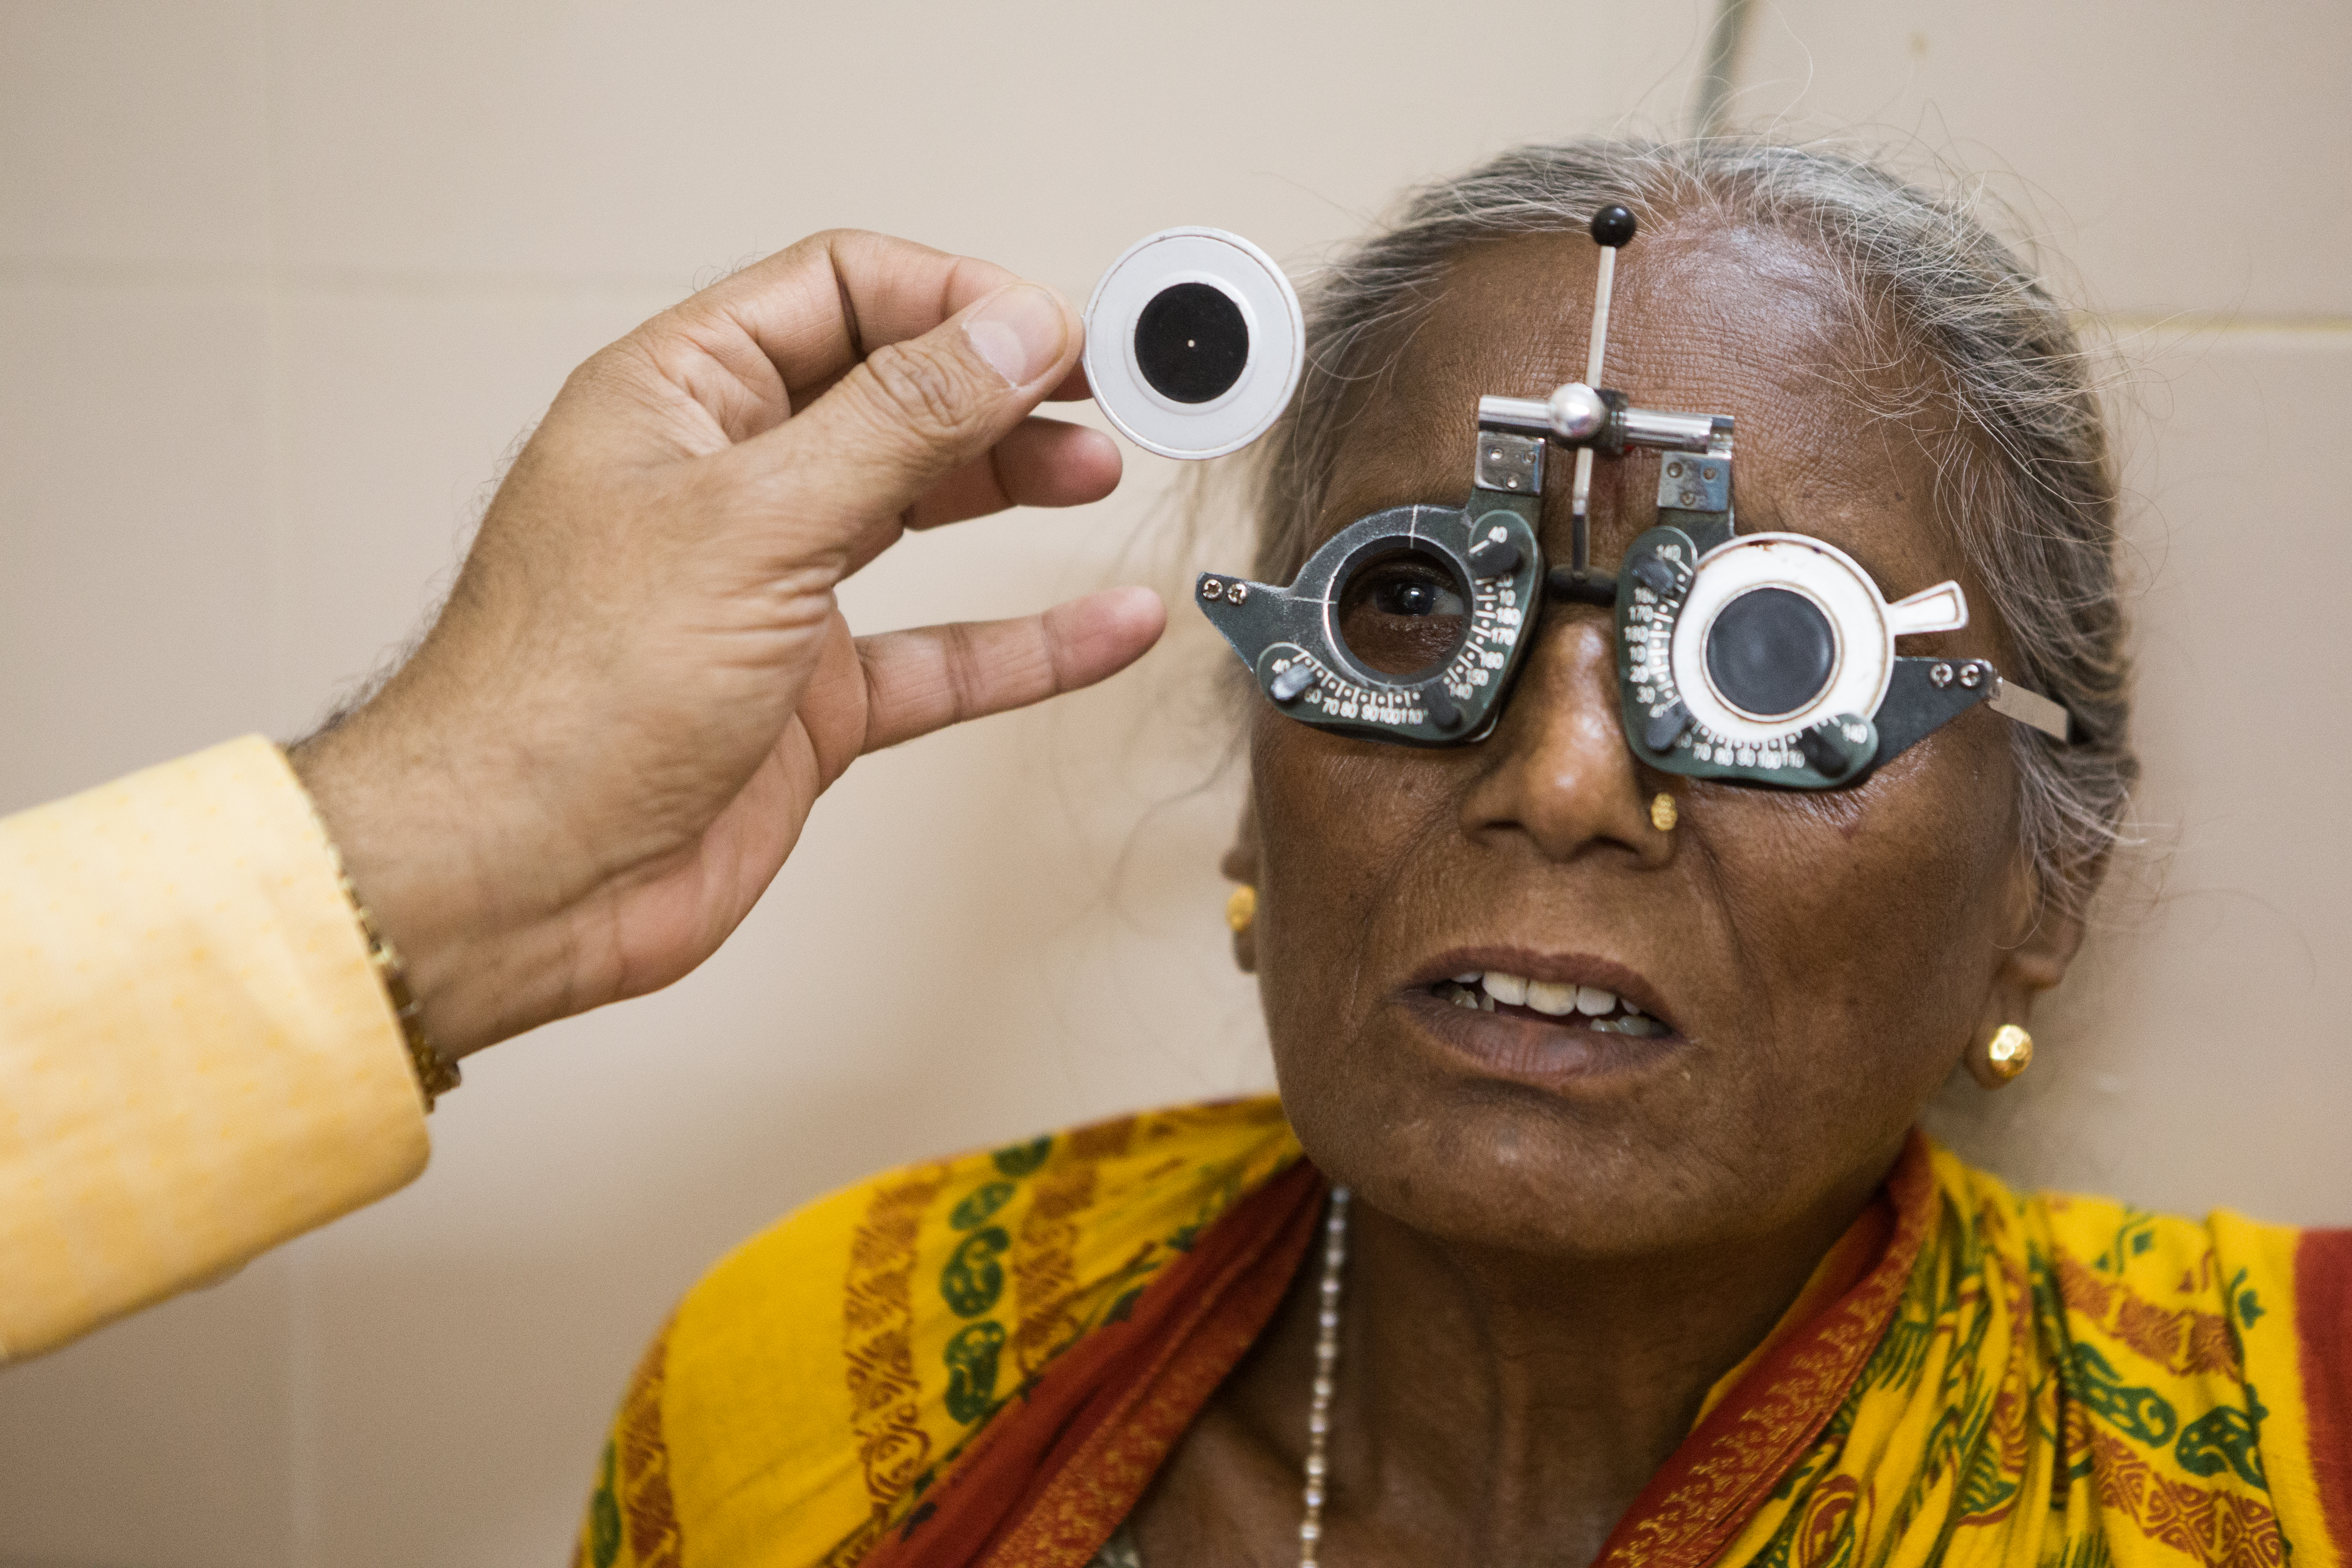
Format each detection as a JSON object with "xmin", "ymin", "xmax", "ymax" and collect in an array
[{"xmin": 966, "ymin": 284, "xmax": 1069, "ymax": 387}]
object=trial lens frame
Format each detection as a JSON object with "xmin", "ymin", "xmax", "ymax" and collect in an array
[{"xmin": 1193, "ymin": 206, "xmax": 2070, "ymax": 791}]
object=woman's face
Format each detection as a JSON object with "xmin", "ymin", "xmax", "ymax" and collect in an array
[{"xmin": 1244, "ymin": 223, "xmax": 2075, "ymax": 1259}]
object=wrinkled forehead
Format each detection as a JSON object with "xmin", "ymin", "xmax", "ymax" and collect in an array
[{"xmin": 1314, "ymin": 223, "xmax": 1963, "ymax": 592}]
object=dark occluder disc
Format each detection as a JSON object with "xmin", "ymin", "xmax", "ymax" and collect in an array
[
  {"xmin": 1705, "ymin": 586, "xmax": 1837, "ymax": 718},
  {"xmin": 1133, "ymin": 282, "xmax": 1249, "ymax": 404}
]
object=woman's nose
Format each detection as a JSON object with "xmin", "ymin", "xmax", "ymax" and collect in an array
[{"xmin": 1457, "ymin": 611, "xmax": 1670, "ymax": 865}]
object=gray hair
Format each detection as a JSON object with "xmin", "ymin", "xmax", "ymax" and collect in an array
[{"xmin": 1246, "ymin": 138, "xmax": 2135, "ymax": 916}]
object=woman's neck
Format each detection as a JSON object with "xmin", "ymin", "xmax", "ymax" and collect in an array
[
  {"xmin": 1134, "ymin": 1144, "xmax": 1897, "ymax": 1568},
  {"xmin": 1333, "ymin": 1193, "xmax": 1868, "ymax": 1565}
]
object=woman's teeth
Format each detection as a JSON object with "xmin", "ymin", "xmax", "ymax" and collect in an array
[{"xmin": 1432, "ymin": 972, "xmax": 1666, "ymax": 1035}]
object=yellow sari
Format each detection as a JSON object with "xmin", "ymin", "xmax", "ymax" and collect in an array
[{"xmin": 575, "ymin": 1099, "xmax": 2350, "ymax": 1568}]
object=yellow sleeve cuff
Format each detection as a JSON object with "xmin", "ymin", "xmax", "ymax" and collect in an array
[{"xmin": 0, "ymin": 736, "xmax": 431, "ymax": 1361}]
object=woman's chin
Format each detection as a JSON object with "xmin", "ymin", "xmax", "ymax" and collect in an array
[{"xmin": 1394, "ymin": 985, "xmax": 1686, "ymax": 1092}]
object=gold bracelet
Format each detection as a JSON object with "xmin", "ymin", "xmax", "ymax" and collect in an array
[
  {"xmin": 288, "ymin": 750, "xmax": 460, "ymax": 1110},
  {"xmin": 341, "ymin": 876, "xmax": 461, "ymax": 1111}
]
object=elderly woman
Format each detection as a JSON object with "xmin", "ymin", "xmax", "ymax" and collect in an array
[{"xmin": 569, "ymin": 141, "xmax": 2348, "ymax": 1568}]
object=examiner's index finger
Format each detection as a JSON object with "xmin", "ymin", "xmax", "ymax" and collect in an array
[
  {"xmin": 667, "ymin": 229, "xmax": 1029, "ymax": 400},
  {"xmin": 1042, "ymin": 360, "xmax": 1093, "ymax": 403}
]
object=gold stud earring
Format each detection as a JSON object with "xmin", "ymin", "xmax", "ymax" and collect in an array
[
  {"xmin": 1649, "ymin": 792, "xmax": 1678, "ymax": 833},
  {"xmin": 1968, "ymin": 1023, "xmax": 2034, "ymax": 1087},
  {"xmin": 1225, "ymin": 884, "xmax": 1257, "ymax": 934}
]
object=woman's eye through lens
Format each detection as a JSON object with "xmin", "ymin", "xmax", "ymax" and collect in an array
[
  {"xmin": 1336, "ymin": 552, "xmax": 1469, "ymax": 677},
  {"xmin": 1373, "ymin": 577, "xmax": 1453, "ymax": 617}
]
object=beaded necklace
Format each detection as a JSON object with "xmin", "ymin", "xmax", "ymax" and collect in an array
[{"xmin": 1298, "ymin": 1187, "xmax": 1351, "ymax": 1567}]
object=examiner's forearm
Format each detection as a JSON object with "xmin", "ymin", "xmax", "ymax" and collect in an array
[{"xmin": 0, "ymin": 738, "xmax": 429, "ymax": 1362}]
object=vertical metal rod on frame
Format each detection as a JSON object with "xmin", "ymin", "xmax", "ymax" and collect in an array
[{"xmin": 1690, "ymin": 0, "xmax": 1754, "ymax": 138}]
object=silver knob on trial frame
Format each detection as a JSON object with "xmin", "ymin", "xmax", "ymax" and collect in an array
[{"xmin": 1547, "ymin": 382, "xmax": 1609, "ymax": 442}]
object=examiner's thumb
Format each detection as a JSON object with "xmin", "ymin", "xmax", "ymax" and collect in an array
[
  {"xmin": 744, "ymin": 281, "xmax": 1079, "ymax": 535},
  {"xmin": 959, "ymin": 283, "xmax": 1075, "ymax": 392}
]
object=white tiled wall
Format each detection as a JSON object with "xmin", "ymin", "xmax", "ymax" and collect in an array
[
  {"xmin": 1732, "ymin": 0, "xmax": 2352, "ymax": 318},
  {"xmin": 1, "ymin": 3, "xmax": 2345, "ymax": 1563}
]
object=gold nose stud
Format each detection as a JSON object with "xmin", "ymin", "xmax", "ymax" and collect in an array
[{"xmin": 1649, "ymin": 792, "xmax": 1678, "ymax": 833}]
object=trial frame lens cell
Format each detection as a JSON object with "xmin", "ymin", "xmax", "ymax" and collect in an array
[{"xmin": 1334, "ymin": 546, "xmax": 1473, "ymax": 679}]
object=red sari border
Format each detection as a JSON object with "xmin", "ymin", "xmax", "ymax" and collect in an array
[{"xmin": 2296, "ymin": 1228, "xmax": 2352, "ymax": 1559}]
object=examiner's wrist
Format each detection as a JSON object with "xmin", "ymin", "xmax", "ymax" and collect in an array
[
  {"xmin": 331, "ymin": 858, "xmax": 461, "ymax": 1107},
  {"xmin": 288, "ymin": 709, "xmax": 582, "ymax": 1063}
]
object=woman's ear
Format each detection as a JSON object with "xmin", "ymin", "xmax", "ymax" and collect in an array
[
  {"xmin": 1221, "ymin": 795, "xmax": 1263, "ymax": 974},
  {"xmin": 2002, "ymin": 848, "xmax": 2095, "ymax": 998}
]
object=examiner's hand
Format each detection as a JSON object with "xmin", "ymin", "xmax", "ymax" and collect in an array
[{"xmin": 292, "ymin": 232, "xmax": 1161, "ymax": 1059}]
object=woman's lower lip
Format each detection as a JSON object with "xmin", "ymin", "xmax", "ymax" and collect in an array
[{"xmin": 1396, "ymin": 988, "xmax": 1683, "ymax": 1084}]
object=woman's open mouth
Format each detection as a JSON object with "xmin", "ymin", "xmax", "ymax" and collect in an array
[{"xmin": 1427, "ymin": 970, "xmax": 1669, "ymax": 1035}]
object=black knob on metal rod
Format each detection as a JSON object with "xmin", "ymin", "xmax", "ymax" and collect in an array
[{"xmin": 1589, "ymin": 204, "xmax": 1637, "ymax": 248}]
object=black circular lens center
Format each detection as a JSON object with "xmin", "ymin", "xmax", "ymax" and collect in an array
[
  {"xmin": 1133, "ymin": 282, "xmax": 1249, "ymax": 404},
  {"xmin": 1704, "ymin": 586, "xmax": 1837, "ymax": 717}
]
